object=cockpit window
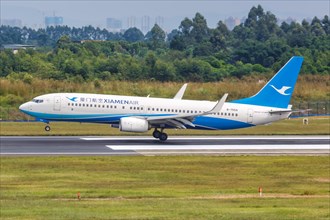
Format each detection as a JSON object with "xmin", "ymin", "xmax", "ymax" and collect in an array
[{"xmin": 32, "ymin": 99, "xmax": 44, "ymax": 103}]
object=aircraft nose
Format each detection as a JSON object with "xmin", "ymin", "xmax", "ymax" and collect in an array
[{"xmin": 19, "ymin": 102, "xmax": 29, "ymax": 112}]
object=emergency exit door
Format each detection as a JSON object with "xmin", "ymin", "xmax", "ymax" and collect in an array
[{"xmin": 54, "ymin": 96, "xmax": 61, "ymax": 111}]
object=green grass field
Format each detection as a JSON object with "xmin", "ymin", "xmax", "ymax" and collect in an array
[
  {"xmin": 0, "ymin": 156, "xmax": 329, "ymax": 219},
  {"xmin": 1, "ymin": 116, "xmax": 329, "ymax": 136}
]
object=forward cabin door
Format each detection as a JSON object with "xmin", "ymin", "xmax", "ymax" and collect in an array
[
  {"xmin": 247, "ymin": 109, "xmax": 254, "ymax": 123},
  {"xmin": 54, "ymin": 96, "xmax": 61, "ymax": 111}
]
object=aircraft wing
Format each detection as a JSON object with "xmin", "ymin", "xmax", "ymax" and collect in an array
[
  {"xmin": 144, "ymin": 93, "xmax": 228, "ymax": 129},
  {"xmin": 173, "ymin": 83, "xmax": 188, "ymax": 100}
]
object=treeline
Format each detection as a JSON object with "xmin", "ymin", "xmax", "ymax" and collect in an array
[{"xmin": 0, "ymin": 5, "xmax": 329, "ymax": 82}]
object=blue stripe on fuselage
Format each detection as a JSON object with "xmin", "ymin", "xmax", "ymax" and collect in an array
[
  {"xmin": 20, "ymin": 110, "xmax": 253, "ymax": 130},
  {"xmin": 193, "ymin": 116, "xmax": 253, "ymax": 130}
]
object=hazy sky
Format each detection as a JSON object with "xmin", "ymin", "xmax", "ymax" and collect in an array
[{"xmin": 1, "ymin": 0, "xmax": 329, "ymax": 31}]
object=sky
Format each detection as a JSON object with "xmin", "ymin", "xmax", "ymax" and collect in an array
[{"xmin": 1, "ymin": 0, "xmax": 329, "ymax": 32}]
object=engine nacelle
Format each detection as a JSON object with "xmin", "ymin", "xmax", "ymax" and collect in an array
[{"xmin": 119, "ymin": 117, "xmax": 150, "ymax": 133}]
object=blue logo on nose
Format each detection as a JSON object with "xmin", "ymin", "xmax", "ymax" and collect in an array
[{"xmin": 66, "ymin": 97, "xmax": 78, "ymax": 102}]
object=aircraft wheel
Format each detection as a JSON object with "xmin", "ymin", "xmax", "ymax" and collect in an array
[
  {"xmin": 159, "ymin": 133, "xmax": 168, "ymax": 141},
  {"xmin": 153, "ymin": 129, "xmax": 161, "ymax": 139},
  {"xmin": 45, "ymin": 125, "xmax": 51, "ymax": 132}
]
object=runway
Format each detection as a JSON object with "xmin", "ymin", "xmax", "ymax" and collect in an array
[{"xmin": 1, "ymin": 136, "xmax": 329, "ymax": 156}]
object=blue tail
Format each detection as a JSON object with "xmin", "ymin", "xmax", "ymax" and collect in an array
[{"xmin": 232, "ymin": 56, "xmax": 304, "ymax": 108}]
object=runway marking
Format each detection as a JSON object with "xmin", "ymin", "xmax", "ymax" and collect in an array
[
  {"xmin": 1, "ymin": 152, "xmax": 138, "ymax": 155},
  {"xmin": 107, "ymin": 145, "xmax": 330, "ymax": 150},
  {"xmin": 82, "ymin": 136, "xmax": 330, "ymax": 141}
]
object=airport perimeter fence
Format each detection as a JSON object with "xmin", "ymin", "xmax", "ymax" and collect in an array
[{"xmin": 0, "ymin": 101, "xmax": 329, "ymax": 122}]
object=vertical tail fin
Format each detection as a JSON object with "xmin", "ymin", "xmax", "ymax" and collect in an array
[{"xmin": 232, "ymin": 56, "xmax": 304, "ymax": 108}]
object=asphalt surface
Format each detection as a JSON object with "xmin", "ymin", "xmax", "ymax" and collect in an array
[{"xmin": 1, "ymin": 136, "xmax": 329, "ymax": 156}]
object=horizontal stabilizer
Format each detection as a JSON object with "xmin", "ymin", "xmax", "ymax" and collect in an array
[{"xmin": 269, "ymin": 109, "xmax": 312, "ymax": 114}]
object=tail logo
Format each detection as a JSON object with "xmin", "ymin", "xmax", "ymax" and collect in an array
[{"xmin": 270, "ymin": 85, "xmax": 291, "ymax": 96}]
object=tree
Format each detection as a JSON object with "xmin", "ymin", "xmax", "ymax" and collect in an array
[
  {"xmin": 179, "ymin": 17, "xmax": 193, "ymax": 36},
  {"xmin": 191, "ymin": 13, "xmax": 210, "ymax": 43},
  {"xmin": 210, "ymin": 21, "xmax": 230, "ymax": 52},
  {"xmin": 145, "ymin": 24, "xmax": 166, "ymax": 49},
  {"xmin": 123, "ymin": 28, "xmax": 144, "ymax": 42}
]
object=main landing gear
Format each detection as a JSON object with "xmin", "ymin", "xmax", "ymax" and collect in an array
[{"xmin": 152, "ymin": 128, "xmax": 168, "ymax": 141}]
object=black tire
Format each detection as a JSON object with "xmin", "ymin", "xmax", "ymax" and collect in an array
[
  {"xmin": 45, "ymin": 125, "xmax": 51, "ymax": 132},
  {"xmin": 153, "ymin": 130, "xmax": 161, "ymax": 139},
  {"xmin": 159, "ymin": 133, "xmax": 168, "ymax": 141}
]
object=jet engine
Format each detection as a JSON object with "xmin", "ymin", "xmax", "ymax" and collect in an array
[{"xmin": 119, "ymin": 117, "xmax": 150, "ymax": 132}]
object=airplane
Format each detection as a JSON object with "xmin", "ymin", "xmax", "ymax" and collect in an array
[{"xmin": 19, "ymin": 56, "xmax": 304, "ymax": 141}]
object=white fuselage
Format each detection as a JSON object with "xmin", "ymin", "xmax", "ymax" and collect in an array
[{"xmin": 19, "ymin": 93, "xmax": 291, "ymax": 130}]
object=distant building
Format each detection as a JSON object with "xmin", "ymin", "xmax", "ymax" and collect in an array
[
  {"xmin": 155, "ymin": 16, "xmax": 165, "ymax": 30},
  {"xmin": 2, "ymin": 44, "xmax": 36, "ymax": 54},
  {"xmin": 106, "ymin": 18, "xmax": 122, "ymax": 32},
  {"xmin": 1, "ymin": 19, "xmax": 22, "ymax": 27},
  {"xmin": 45, "ymin": 16, "xmax": 63, "ymax": 27},
  {"xmin": 127, "ymin": 16, "xmax": 137, "ymax": 29},
  {"xmin": 224, "ymin": 17, "xmax": 241, "ymax": 30},
  {"xmin": 141, "ymin": 16, "xmax": 150, "ymax": 33},
  {"xmin": 277, "ymin": 17, "xmax": 297, "ymax": 25}
]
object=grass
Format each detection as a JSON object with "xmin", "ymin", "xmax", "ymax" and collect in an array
[
  {"xmin": 1, "ymin": 116, "xmax": 329, "ymax": 136},
  {"xmin": 1, "ymin": 74, "xmax": 329, "ymax": 108},
  {"xmin": 0, "ymin": 156, "xmax": 329, "ymax": 219}
]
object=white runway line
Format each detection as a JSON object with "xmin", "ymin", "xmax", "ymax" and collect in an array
[
  {"xmin": 82, "ymin": 136, "xmax": 330, "ymax": 141},
  {"xmin": 1, "ymin": 152, "xmax": 137, "ymax": 155},
  {"xmin": 107, "ymin": 145, "xmax": 330, "ymax": 150}
]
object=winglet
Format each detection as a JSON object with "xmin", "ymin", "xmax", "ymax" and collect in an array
[
  {"xmin": 207, "ymin": 93, "xmax": 228, "ymax": 114},
  {"xmin": 173, "ymin": 83, "xmax": 188, "ymax": 100}
]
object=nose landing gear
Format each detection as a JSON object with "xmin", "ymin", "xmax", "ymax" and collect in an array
[
  {"xmin": 152, "ymin": 128, "xmax": 168, "ymax": 141},
  {"xmin": 45, "ymin": 125, "xmax": 51, "ymax": 132}
]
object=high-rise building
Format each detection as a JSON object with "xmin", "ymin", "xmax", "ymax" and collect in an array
[
  {"xmin": 141, "ymin": 16, "xmax": 150, "ymax": 33},
  {"xmin": 224, "ymin": 17, "xmax": 241, "ymax": 30},
  {"xmin": 127, "ymin": 16, "xmax": 137, "ymax": 29},
  {"xmin": 106, "ymin": 18, "xmax": 122, "ymax": 32},
  {"xmin": 45, "ymin": 16, "xmax": 63, "ymax": 27},
  {"xmin": 1, "ymin": 19, "xmax": 22, "ymax": 27},
  {"xmin": 155, "ymin": 16, "xmax": 164, "ymax": 29}
]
